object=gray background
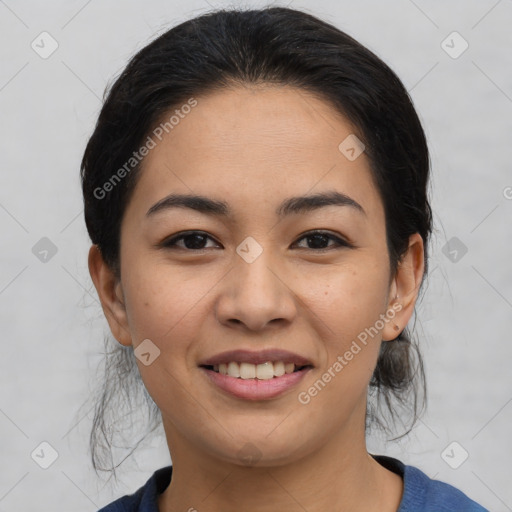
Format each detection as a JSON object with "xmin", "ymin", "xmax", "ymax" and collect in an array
[{"xmin": 1, "ymin": 0, "xmax": 511, "ymax": 510}]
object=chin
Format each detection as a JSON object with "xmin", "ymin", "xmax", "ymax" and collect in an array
[{"xmin": 206, "ymin": 433, "xmax": 311, "ymax": 469}]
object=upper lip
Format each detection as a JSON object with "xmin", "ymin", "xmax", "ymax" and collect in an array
[{"xmin": 199, "ymin": 349, "xmax": 314, "ymax": 367}]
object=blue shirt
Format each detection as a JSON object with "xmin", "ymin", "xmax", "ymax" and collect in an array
[{"xmin": 97, "ymin": 454, "xmax": 488, "ymax": 511}]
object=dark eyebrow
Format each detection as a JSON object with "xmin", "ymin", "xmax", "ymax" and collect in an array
[
  {"xmin": 276, "ymin": 190, "xmax": 365, "ymax": 217},
  {"xmin": 146, "ymin": 190, "xmax": 365, "ymax": 218}
]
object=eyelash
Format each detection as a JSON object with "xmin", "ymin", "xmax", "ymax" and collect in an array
[{"xmin": 160, "ymin": 230, "xmax": 352, "ymax": 252}]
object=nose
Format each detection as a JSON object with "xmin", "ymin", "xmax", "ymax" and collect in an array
[{"xmin": 214, "ymin": 248, "xmax": 297, "ymax": 332}]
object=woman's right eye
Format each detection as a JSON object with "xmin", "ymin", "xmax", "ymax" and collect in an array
[{"xmin": 161, "ymin": 231, "xmax": 221, "ymax": 251}]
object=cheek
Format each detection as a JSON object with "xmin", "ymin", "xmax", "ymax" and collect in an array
[
  {"xmin": 317, "ymin": 257, "xmax": 389, "ymax": 337},
  {"xmin": 294, "ymin": 264, "xmax": 388, "ymax": 422},
  {"xmin": 307, "ymin": 257, "xmax": 389, "ymax": 387},
  {"xmin": 119, "ymin": 257, "xmax": 215, "ymax": 407},
  {"xmin": 122, "ymin": 261, "xmax": 211, "ymax": 344}
]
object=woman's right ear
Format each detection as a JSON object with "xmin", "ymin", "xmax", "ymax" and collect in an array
[{"xmin": 87, "ymin": 244, "xmax": 133, "ymax": 347}]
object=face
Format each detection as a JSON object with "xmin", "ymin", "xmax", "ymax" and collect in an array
[{"xmin": 90, "ymin": 84, "xmax": 423, "ymax": 468}]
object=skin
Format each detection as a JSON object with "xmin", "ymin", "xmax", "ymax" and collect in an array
[{"xmin": 89, "ymin": 84, "xmax": 424, "ymax": 512}]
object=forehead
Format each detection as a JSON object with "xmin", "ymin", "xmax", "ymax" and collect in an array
[{"xmin": 125, "ymin": 85, "xmax": 383, "ymax": 222}]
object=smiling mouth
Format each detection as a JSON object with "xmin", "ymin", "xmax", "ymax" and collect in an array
[{"xmin": 201, "ymin": 361, "xmax": 313, "ymax": 380}]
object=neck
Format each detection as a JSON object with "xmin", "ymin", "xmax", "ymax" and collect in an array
[{"xmin": 157, "ymin": 415, "xmax": 403, "ymax": 512}]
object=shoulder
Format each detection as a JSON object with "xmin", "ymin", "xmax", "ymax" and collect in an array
[
  {"xmin": 97, "ymin": 466, "xmax": 173, "ymax": 512},
  {"xmin": 372, "ymin": 455, "xmax": 489, "ymax": 512}
]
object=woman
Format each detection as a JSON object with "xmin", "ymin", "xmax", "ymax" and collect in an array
[{"xmin": 82, "ymin": 6, "xmax": 488, "ymax": 511}]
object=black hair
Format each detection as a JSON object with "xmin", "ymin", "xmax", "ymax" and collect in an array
[{"xmin": 80, "ymin": 6, "xmax": 431, "ymax": 480}]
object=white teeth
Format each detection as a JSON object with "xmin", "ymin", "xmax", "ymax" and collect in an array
[
  {"xmin": 256, "ymin": 362, "xmax": 274, "ymax": 380},
  {"xmin": 211, "ymin": 361, "xmax": 305, "ymax": 379},
  {"xmin": 239, "ymin": 362, "xmax": 256, "ymax": 379},
  {"xmin": 227, "ymin": 361, "xmax": 240, "ymax": 378},
  {"xmin": 273, "ymin": 361, "xmax": 285, "ymax": 376},
  {"xmin": 285, "ymin": 362, "xmax": 295, "ymax": 374}
]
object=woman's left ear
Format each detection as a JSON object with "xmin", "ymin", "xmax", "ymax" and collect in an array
[{"xmin": 382, "ymin": 233, "xmax": 425, "ymax": 341}]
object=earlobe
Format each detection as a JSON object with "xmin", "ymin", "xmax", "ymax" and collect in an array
[
  {"xmin": 381, "ymin": 292, "xmax": 404, "ymax": 342},
  {"xmin": 382, "ymin": 233, "xmax": 425, "ymax": 342},
  {"xmin": 88, "ymin": 245, "xmax": 133, "ymax": 347}
]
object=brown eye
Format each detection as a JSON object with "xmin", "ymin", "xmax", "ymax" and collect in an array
[
  {"xmin": 162, "ymin": 231, "xmax": 220, "ymax": 250},
  {"xmin": 294, "ymin": 231, "xmax": 351, "ymax": 251}
]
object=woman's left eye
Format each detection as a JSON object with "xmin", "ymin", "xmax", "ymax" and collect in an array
[
  {"xmin": 161, "ymin": 230, "xmax": 350, "ymax": 251},
  {"xmin": 293, "ymin": 231, "xmax": 351, "ymax": 251}
]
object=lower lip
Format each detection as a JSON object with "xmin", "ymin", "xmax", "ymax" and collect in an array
[{"xmin": 200, "ymin": 367, "xmax": 312, "ymax": 401}]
